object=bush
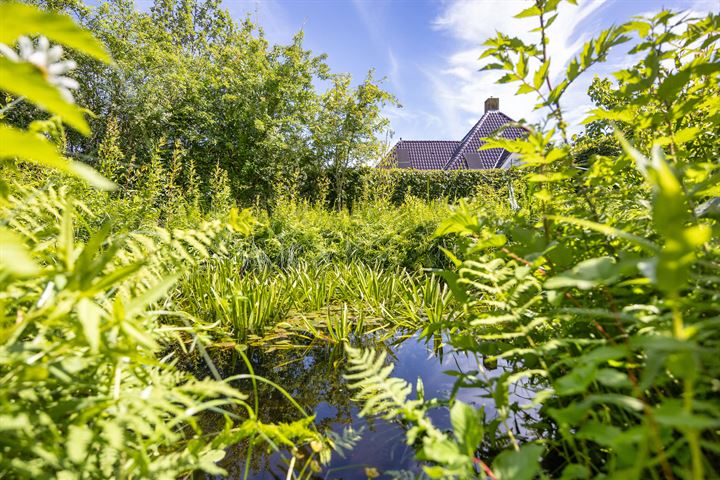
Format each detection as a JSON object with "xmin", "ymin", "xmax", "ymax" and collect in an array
[
  {"xmin": 345, "ymin": 4, "xmax": 720, "ymax": 479},
  {"xmin": 297, "ymin": 166, "xmax": 524, "ymax": 209}
]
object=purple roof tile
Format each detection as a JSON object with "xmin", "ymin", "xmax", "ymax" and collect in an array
[
  {"xmin": 444, "ymin": 111, "xmax": 526, "ymax": 170},
  {"xmin": 392, "ymin": 140, "xmax": 460, "ymax": 170},
  {"xmin": 386, "ymin": 109, "xmax": 525, "ymax": 171}
]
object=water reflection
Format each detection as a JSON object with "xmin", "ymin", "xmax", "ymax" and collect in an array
[{"xmin": 197, "ymin": 331, "xmax": 538, "ymax": 479}]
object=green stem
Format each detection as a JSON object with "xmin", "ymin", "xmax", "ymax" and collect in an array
[{"xmin": 672, "ymin": 301, "xmax": 703, "ymax": 480}]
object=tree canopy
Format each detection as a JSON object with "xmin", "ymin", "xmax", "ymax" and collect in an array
[{"xmin": 14, "ymin": 0, "xmax": 396, "ymax": 204}]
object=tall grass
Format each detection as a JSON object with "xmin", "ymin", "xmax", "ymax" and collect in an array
[{"xmin": 176, "ymin": 256, "xmax": 461, "ymax": 343}]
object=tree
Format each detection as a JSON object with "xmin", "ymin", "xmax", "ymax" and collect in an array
[
  {"xmin": 21, "ymin": 0, "xmax": 395, "ymax": 205},
  {"xmin": 314, "ymin": 71, "xmax": 396, "ymax": 209}
]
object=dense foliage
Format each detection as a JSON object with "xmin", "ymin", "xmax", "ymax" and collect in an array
[
  {"xmin": 346, "ymin": 2, "xmax": 720, "ymax": 479},
  {"xmin": 10, "ymin": 0, "xmax": 396, "ymax": 205},
  {"xmin": 327, "ymin": 167, "xmax": 523, "ymax": 209},
  {"xmin": 2, "ymin": 0, "xmax": 718, "ymax": 479},
  {"xmin": 0, "ymin": 4, "xmax": 331, "ymax": 477}
]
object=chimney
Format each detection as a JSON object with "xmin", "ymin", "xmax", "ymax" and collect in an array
[{"xmin": 484, "ymin": 97, "xmax": 499, "ymax": 112}]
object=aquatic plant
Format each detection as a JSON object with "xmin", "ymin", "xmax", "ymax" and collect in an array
[
  {"xmin": 0, "ymin": 5, "xmax": 330, "ymax": 477},
  {"xmin": 345, "ymin": 2, "xmax": 720, "ymax": 479}
]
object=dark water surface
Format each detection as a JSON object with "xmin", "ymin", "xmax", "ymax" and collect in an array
[{"xmin": 200, "ymin": 332, "xmax": 536, "ymax": 479}]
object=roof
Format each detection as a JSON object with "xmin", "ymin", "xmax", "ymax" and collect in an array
[
  {"xmin": 444, "ymin": 111, "xmax": 527, "ymax": 170},
  {"xmin": 386, "ymin": 109, "xmax": 526, "ymax": 171},
  {"xmin": 392, "ymin": 140, "xmax": 460, "ymax": 170}
]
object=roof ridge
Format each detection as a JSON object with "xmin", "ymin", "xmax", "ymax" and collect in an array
[
  {"xmin": 443, "ymin": 111, "xmax": 490, "ymax": 169},
  {"xmin": 400, "ymin": 139, "xmax": 459, "ymax": 143},
  {"xmin": 444, "ymin": 110, "xmax": 518, "ymax": 170}
]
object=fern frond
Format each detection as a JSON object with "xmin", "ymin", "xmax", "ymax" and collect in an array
[{"xmin": 344, "ymin": 345, "xmax": 412, "ymax": 419}]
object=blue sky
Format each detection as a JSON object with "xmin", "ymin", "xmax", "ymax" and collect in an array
[
  {"xmin": 107, "ymin": 0, "xmax": 709, "ymax": 145},
  {"xmin": 221, "ymin": 0, "xmax": 717, "ymax": 144}
]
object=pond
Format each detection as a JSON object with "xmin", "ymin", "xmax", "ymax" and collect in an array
[{"xmin": 196, "ymin": 331, "xmax": 539, "ymax": 479}]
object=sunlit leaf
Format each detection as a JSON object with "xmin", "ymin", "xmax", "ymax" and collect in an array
[
  {"xmin": 77, "ymin": 298, "xmax": 103, "ymax": 353},
  {"xmin": 0, "ymin": 2, "xmax": 110, "ymax": 62},
  {"xmin": 0, "ymin": 59, "xmax": 89, "ymax": 134},
  {"xmin": 545, "ymin": 256, "xmax": 621, "ymax": 290},
  {"xmin": 0, "ymin": 125, "xmax": 115, "ymax": 190},
  {"xmin": 450, "ymin": 401, "xmax": 484, "ymax": 457},
  {"xmin": 514, "ymin": 5, "xmax": 541, "ymax": 18},
  {"xmin": 0, "ymin": 228, "xmax": 40, "ymax": 277},
  {"xmin": 493, "ymin": 443, "xmax": 543, "ymax": 480},
  {"xmin": 67, "ymin": 425, "xmax": 93, "ymax": 464}
]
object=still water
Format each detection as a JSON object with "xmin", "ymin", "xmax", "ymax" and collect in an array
[{"xmin": 198, "ymin": 331, "xmax": 536, "ymax": 479}]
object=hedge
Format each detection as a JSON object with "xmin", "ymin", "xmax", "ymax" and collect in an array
[{"xmin": 328, "ymin": 167, "xmax": 522, "ymax": 207}]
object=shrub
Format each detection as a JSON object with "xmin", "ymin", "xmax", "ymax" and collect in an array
[
  {"xmin": 345, "ymin": 4, "xmax": 720, "ymax": 479},
  {"xmin": 0, "ymin": 5, "xmax": 329, "ymax": 477}
]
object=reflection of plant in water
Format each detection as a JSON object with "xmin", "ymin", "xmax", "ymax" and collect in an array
[
  {"xmin": 195, "ymin": 330, "xmax": 414, "ymax": 477},
  {"xmin": 344, "ymin": 2, "xmax": 720, "ymax": 479}
]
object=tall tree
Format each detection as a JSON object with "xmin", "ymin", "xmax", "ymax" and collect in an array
[
  {"xmin": 314, "ymin": 71, "xmax": 396, "ymax": 209},
  {"xmin": 16, "ymin": 0, "xmax": 395, "ymax": 205}
]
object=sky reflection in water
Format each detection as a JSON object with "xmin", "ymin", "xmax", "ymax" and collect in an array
[{"xmin": 205, "ymin": 331, "xmax": 537, "ymax": 479}]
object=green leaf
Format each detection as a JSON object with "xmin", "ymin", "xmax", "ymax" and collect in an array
[
  {"xmin": 555, "ymin": 363, "xmax": 597, "ymax": 396},
  {"xmin": 67, "ymin": 161, "xmax": 117, "ymax": 191},
  {"xmin": 198, "ymin": 449, "xmax": 227, "ymax": 475},
  {"xmin": 126, "ymin": 275, "xmax": 179, "ymax": 318},
  {"xmin": 90, "ymin": 261, "xmax": 144, "ymax": 294},
  {"xmin": 450, "ymin": 401, "xmax": 484, "ymax": 457},
  {"xmin": 0, "ymin": 58, "xmax": 89, "ymax": 134},
  {"xmin": 67, "ymin": 424, "xmax": 93, "ymax": 464},
  {"xmin": 438, "ymin": 246, "xmax": 462, "ymax": 268},
  {"xmin": 517, "ymin": 53, "xmax": 528, "ymax": 79},
  {"xmin": 673, "ymin": 126, "xmax": 700, "ymax": 144},
  {"xmin": 658, "ymin": 69, "xmax": 691, "ymax": 101},
  {"xmin": 596, "ymin": 368, "xmax": 631, "ymax": 389},
  {"xmin": 516, "ymin": 83, "xmax": 536, "ymax": 95},
  {"xmin": 436, "ymin": 270, "xmax": 469, "ymax": 303},
  {"xmin": 576, "ymin": 420, "xmax": 623, "ymax": 447},
  {"xmin": 0, "ymin": 125, "xmax": 115, "ymax": 190},
  {"xmin": 74, "ymin": 220, "xmax": 115, "ymax": 281},
  {"xmin": 623, "ymin": 20, "xmax": 651, "ymax": 37},
  {"xmin": 471, "ymin": 233, "xmax": 507, "ymax": 250},
  {"xmin": 60, "ymin": 198, "xmax": 75, "ymax": 271},
  {"xmin": 493, "ymin": 443, "xmax": 544, "ymax": 480},
  {"xmin": 514, "ymin": 5, "xmax": 541, "ymax": 18},
  {"xmin": 434, "ymin": 202, "xmax": 481, "ymax": 237},
  {"xmin": 0, "ymin": 2, "xmax": 110, "ymax": 62},
  {"xmin": 623, "ymin": 141, "xmax": 705, "ymax": 293},
  {"xmin": 420, "ymin": 437, "xmax": 467, "ymax": 468},
  {"xmin": 534, "ymin": 61, "xmax": 550, "ymax": 89},
  {"xmin": 527, "ymin": 171, "xmax": 571, "ymax": 182},
  {"xmin": 560, "ymin": 464, "xmax": 590, "ymax": 480},
  {"xmin": 77, "ymin": 298, "xmax": 103, "ymax": 353},
  {"xmin": 0, "ymin": 228, "xmax": 40, "ymax": 277},
  {"xmin": 654, "ymin": 401, "xmax": 720, "ymax": 430},
  {"xmin": 101, "ymin": 422, "xmax": 124, "ymax": 450},
  {"xmin": 548, "ymin": 215, "xmax": 658, "ymax": 253},
  {"xmin": 229, "ymin": 207, "xmax": 257, "ymax": 235},
  {"xmin": 545, "ymin": 256, "xmax": 620, "ymax": 290}
]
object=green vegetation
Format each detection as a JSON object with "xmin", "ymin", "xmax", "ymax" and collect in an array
[
  {"xmin": 11, "ymin": 0, "xmax": 396, "ymax": 206},
  {"xmin": 1, "ymin": 0, "xmax": 718, "ymax": 479},
  {"xmin": 346, "ymin": 4, "xmax": 720, "ymax": 480},
  {"xmin": 0, "ymin": 4, "xmax": 328, "ymax": 477}
]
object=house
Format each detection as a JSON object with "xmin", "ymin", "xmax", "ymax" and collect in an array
[{"xmin": 386, "ymin": 97, "xmax": 525, "ymax": 170}]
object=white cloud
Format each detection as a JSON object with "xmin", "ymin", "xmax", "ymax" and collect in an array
[
  {"xmin": 383, "ymin": 104, "xmax": 445, "ymax": 141},
  {"xmin": 351, "ymin": 0, "xmax": 391, "ymax": 49},
  {"xmin": 387, "ymin": 48, "xmax": 404, "ymax": 97},
  {"xmin": 427, "ymin": 0, "xmax": 611, "ymax": 138}
]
